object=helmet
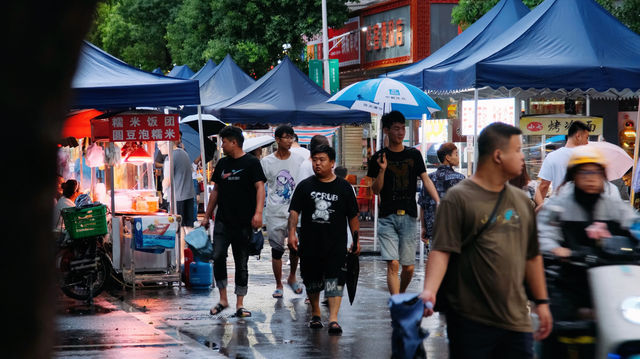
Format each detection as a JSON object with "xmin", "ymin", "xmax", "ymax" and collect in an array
[{"xmin": 567, "ymin": 145, "xmax": 607, "ymax": 168}]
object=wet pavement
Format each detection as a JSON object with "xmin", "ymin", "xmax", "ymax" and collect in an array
[{"xmin": 54, "ymin": 219, "xmax": 450, "ymax": 358}]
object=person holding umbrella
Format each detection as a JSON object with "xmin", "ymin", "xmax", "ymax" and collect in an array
[
  {"xmin": 366, "ymin": 110, "xmax": 440, "ymax": 295},
  {"xmin": 287, "ymin": 144, "xmax": 360, "ymax": 335}
]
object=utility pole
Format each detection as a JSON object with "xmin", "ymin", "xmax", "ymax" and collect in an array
[{"xmin": 322, "ymin": 0, "xmax": 330, "ymax": 93}]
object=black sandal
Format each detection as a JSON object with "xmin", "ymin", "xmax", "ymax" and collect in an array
[
  {"xmin": 309, "ymin": 315, "xmax": 323, "ymax": 329},
  {"xmin": 209, "ymin": 303, "xmax": 228, "ymax": 316},
  {"xmin": 234, "ymin": 307, "xmax": 252, "ymax": 318},
  {"xmin": 328, "ymin": 321, "xmax": 342, "ymax": 335}
]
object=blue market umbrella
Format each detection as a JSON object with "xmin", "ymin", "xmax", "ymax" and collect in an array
[{"xmin": 327, "ymin": 78, "xmax": 441, "ymax": 119}]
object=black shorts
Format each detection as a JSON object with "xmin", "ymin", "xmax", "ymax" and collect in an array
[{"xmin": 300, "ymin": 254, "xmax": 345, "ymax": 295}]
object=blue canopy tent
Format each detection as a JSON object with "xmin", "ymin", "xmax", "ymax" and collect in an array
[
  {"xmin": 167, "ymin": 64, "xmax": 195, "ymax": 79},
  {"xmin": 206, "ymin": 56, "xmax": 370, "ymax": 125},
  {"xmin": 71, "ymin": 42, "xmax": 200, "ymax": 108},
  {"xmin": 152, "ymin": 67, "xmax": 163, "ymax": 75},
  {"xmin": 423, "ymin": 0, "xmax": 640, "ymax": 96},
  {"xmin": 190, "ymin": 59, "xmax": 217, "ymax": 82},
  {"xmin": 384, "ymin": 0, "xmax": 529, "ymax": 90}
]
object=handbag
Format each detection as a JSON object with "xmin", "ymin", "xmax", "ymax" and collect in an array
[
  {"xmin": 249, "ymin": 229, "xmax": 264, "ymax": 257},
  {"xmin": 434, "ymin": 187, "xmax": 505, "ymax": 312}
]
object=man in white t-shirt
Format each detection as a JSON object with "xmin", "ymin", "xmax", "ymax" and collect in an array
[
  {"xmin": 261, "ymin": 125, "xmax": 306, "ymax": 298},
  {"xmin": 290, "ymin": 133, "xmax": 310, "ymax": 160},
  {"xmin": 535, "ymin": 121, "xmax": 590, "ymax": 208}
]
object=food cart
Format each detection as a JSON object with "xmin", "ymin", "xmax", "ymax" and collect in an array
[{"xmin": 91, "ymin": 111, "xmax": 184, "ymax": 294}]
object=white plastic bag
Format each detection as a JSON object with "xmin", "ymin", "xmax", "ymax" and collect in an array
[{"xmin": 85, "ymin": 143, "xmax": 105, "ymax": 168}]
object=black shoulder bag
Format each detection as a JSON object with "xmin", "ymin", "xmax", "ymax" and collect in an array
[{"xmin": 433, "ymin": 187, "xmax": 506, "ymax": 312}]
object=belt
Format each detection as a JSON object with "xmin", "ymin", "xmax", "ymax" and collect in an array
[{"xmin": 395, "ymin": 209, "xmax": 406, "ymax": 216}]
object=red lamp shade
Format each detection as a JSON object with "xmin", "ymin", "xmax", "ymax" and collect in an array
[{"xmin": 125, "ymin": 147, "xmax": 153, "ymax": 164}]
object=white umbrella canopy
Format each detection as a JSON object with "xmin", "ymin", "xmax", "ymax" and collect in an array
[
  {"xmin": 243, "ymin": 136, "xmax": 275, "ymax": 153},
  {"xmin": 576, "ymin": 141, "xmax": 633, "ymax": 180}
]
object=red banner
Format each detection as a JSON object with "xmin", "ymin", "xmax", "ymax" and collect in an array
[
  {"xmin": 327, "ymin": 18, "xmax": 361, "ymax": 67},
  {"xmin": 104, "ymin": 114, "xmax": 180, "ymax": 142}
]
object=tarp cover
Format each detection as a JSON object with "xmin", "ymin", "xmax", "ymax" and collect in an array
[
  {"xmin": 190, "ymin": 59, "xmax": 217, "ymax": 82},
  {"xmin": 167, "ymin": 64, "xmax": 195, "ymax": 79},
  {"xmin": 71, "ymin": 42, "xmax": 200, "ymax": 108},
  {"xmin": 206, "ymin": 56, "xmax": 370, "ymax": 125},
  {"xmin": 384, "ymin": 0, "xmax": 529, "ymax": 90},
  {"xmin": 423, "ymin": 0, "xmax": 640, "ymax": 93},
  {"xmin": 196, "ymin": 55, "xmax": 255, "ymax": 108}
]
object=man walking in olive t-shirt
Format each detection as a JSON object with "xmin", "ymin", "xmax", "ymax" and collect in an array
[
  {"xmin": 420, "ymin": 123, "xmax": 553, "ymax": 358},
  {"xmin": 366, "ymin": 111, "xmax": 440, "ymax": 295}
]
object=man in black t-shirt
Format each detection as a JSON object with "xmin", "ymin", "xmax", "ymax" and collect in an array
[
  {"xmin": 202, "ymin": 126, "xmax": 266, "ymax": 318},
  {"xmin": 366, "ymin": 111, "xmax": 440, "ymax": 295},
  {"xmin": 288, "ymin": 144, "xmax": 360, "ymax": 336}
]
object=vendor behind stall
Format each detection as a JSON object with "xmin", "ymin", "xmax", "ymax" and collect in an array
[
  {"xmin": 161, "ymin": 138, "xmax": 196, "ymax": 227},
  {"xmin": 53, "ymin": 179, "xmax": 80, "ymax": 231}
]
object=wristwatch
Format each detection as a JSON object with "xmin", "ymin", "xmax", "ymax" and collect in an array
[{"xmin": 533, "ymin": 298, "xmax": 550, "ymax": 305}]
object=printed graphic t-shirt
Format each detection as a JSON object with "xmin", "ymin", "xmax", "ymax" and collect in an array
[
  {"xmin": 211, "ymin": 154, "xmax": 266, "ymax": 227},
  {"xmin": 431, "ymin": 180, "xmax": 539, "ymax": 332},
  {"xmin": 366, "ymin": 147, "xmax": 426, "ymax": 217},
  {"xmin": 289, "ymin": 176, "xmax": 358, "ymax": 258},
  {"xmin": 261, "ymin": 152, "xmax": 305, "ymax": 221}
]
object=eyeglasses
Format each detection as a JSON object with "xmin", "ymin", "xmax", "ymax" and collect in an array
[{"xmin": 576, "ymin": 169, "xmax": 604, "ymax": 177}]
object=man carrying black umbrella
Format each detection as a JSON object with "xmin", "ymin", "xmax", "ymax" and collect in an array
[{"xmin": 287, "ymin": 144, "xmax": 360, "ymax": 335}]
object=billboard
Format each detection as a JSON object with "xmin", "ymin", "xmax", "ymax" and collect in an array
[{"xmin": 461, "ymin": 98, "xmax": 515, "ymax": 136}]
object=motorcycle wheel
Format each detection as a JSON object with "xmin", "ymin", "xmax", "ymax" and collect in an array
[{"xmin": 58, "ymin": 251, "xmax": 110, "ymax": 301}]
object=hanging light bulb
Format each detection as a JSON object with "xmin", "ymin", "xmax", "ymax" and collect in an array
[{"xmin": 125, "ymin": 146, "xmax": 153, "ymax": 164}]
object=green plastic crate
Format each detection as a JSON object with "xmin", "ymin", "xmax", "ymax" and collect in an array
[{"xmin": 61, "ymin": 204, "xmax": 108, "ymax": 239}]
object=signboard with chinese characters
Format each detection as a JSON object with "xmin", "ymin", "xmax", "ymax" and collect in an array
[
  {"xmin": 461, "ymin": 98, "xmax": 515, "ymax": 136},
  {"xmin": 519, "ymin": 116, "xmax": 603, "ymax": 136},
  {"xmin": 107, "ymin": 114, "xmax": 180, "ymax": 142},
  {"xmin": 309, "ymin": 59, "xmax": 323, "ymax": 88},
  {"xmin": 363, "ymin": 6, "xmax": 411, "ymax": 67},
  {"xmin": 307, "ymin": 18, "xmax": 360, "ymax": 68},
  {"xmin": 421, "ymin": 119, "xmax": 448, "ymax": 143}
]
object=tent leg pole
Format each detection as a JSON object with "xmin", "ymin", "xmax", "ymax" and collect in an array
[
  {"xmin": 197, "ymin": 105, "xmax": 208, "ymax": 218},
  {"xmin": 374, "ymin": 115, "xmax": 382, "ymax": 252},
  {"xmin": 473, "ymin": 88, "xmax": 479, "ymax": 174},
  {"xmin": 586, "ymin": 94, "xmax": 591, "ymax": 116}
]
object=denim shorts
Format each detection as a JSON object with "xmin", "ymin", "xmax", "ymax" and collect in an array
[{"xmin": 378, "ymin": 214, "xmax": 418, "ymax": 266}]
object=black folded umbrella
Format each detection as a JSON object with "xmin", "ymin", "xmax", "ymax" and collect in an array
[{"xmin": 345, "ymin": 252, "xmax": 359, "ymax": 305}]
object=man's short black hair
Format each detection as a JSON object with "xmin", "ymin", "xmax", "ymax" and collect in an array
[
  {"xmin": 334, "ymin": 166, "xmax": 348, "ymax": 178},
  {"xmin": 311, "ymin": 144, "xmax": 336, "ymax": 161},
  {"xmin": 293, "ymin": 133, "xmax": 299, "ymax": 142},
  {"xmin": 437, "ymin": 142, "xmax": 457, "ymax": 164},
  {"xmin": 219, "ymin": 125, "xmax": 244, "ymax": 147},
  {"xmin": 309, "ymin": 134, "xmax": 329, "ymax": 152},
  {"xmin": 567, "ymin": 120, "xmax": 590, "ymax": 138},
  {"xmin": 477, "ymin": 123, "xmax": 522, "ymax": 161},
  {"xmin": 274, "ymin": 124, "xmax": 295, "ymax": 138},
  {"xmin": 381, "ymin": 110, "xmax": 405, "ymax": 129}
]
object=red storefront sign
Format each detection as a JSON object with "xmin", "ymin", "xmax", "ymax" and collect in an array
[
  {"xmin": 327, "ymin": 18, "xmax": 361, "ymax": 67},
  {"xmin": 92, "ymin": 114, "xmax": 180, "ymax": 142}
]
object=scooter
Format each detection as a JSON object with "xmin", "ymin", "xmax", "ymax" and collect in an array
[
  {"xmin": 55, "ymin": 203, "xmax": 112, "ymax": 303},
  {"xmin": 56, "ymin": 233, "xmax": 111, "ymax": 302},
  {"xmin": 542, "ymin": 236, "xmax": 640, "ymax": 358}
]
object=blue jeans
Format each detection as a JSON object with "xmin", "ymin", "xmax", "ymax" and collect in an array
[{"xmin": 378, "ymin": 214, "xmax": 418, "ymax": 266}]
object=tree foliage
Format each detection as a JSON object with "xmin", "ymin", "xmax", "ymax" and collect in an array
[
  {"xmin": 89, "ymin": 0, "xmax": 352, "ymax": 77},
  {"xmin": 89, "ymin": 0, "xmax": 181, "ymax": 71},
  {"xmin": 452, "ymin": 0, "xmax": 623, "ymax": 31}
]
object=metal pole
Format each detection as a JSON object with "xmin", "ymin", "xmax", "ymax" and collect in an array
[
  {"xmin": 197, "ymin": 105, "xmax": 208, "ymax": 212},
  {"xmin": 169, "ymin": 141, "xmax": 176, "ymax": 215},
  {"xmin": 419, "ymin": 113, "xmax": 427, "ymax": 266},
  {"xmin": 586, "ymin": 94, "xmax": 591, "ymax": 116},
  {"xmin": 473, "ymin": 88, "xmax": 479, "ymax": 173},
  {"xmin": 321, "ymin": 0, "xmax": 330, "ymax": 94}
]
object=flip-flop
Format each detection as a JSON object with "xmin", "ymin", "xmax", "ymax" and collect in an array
[
  {"xmin": 209, "ymin": 303, "xmax": 228, "ymax": 316},
  {"xmin": 288, "ymin": 281, "xmax": 303, "ymax": 294},
  {"xmin": 272, "ymin": 289, "xmax": 283, "ymax": 298},
  {"xmin": 328, "ymin": 321, "xmax": 343, "ymax": 335},
  {"xmin": 234, "ymin": 307, "xmax": 252, "ymax": 318},
  {"xmin": 309, "ymin": 315, "xmax": 323, "ymax": 329}
]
